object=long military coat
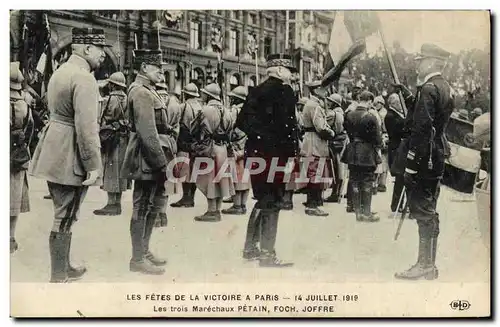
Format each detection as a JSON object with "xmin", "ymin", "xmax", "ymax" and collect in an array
[
  {"xmin": 100, "ymin": 90, "xmax": 131, "ymax": 192},
  {"xmin": 195, "ymin": 99, "xmax": 235, "ymax": 199},
  {"xmin": 29, "ymin": 54, "xmax": 102, "ymax": 186}
]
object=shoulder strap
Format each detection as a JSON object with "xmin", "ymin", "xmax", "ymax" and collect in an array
[
  {"xmin": 180, "ymin": 102, "xmax": 188, "ymax": 123},
  {"xmin": 100, "ymin": 96, "xmax": 112, "ymax": 125}
]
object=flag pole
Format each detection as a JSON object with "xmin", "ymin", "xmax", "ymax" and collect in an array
[
  {"xmin": 377, "ymin": 21, "xmax": 408, "ymax": 117},
  {"xmin": 285, "ymin": 11, "xmax": 289, "ymax": 52},
  {"xmin": 255, "ymin": 49, "xmax": 259, "ymax": 85}
]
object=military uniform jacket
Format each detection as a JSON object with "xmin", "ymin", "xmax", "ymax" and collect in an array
[
  {"xmin": 100, "ymin": 90, "xmax": 128, "ymax": 124},
  {"xmin": 385, "ymin": 105, "xmax": 406, "ymax": 172},
  {"xmin": 300, "ymin": 96, "xmax": 334, "ymax": 158},
  {"xmin": 177, "ymin": 98, "xmax": 203, "ymax": 153},
  {"xmin": 29, "ymin": 54, "xmax": 101, "ymax": 186},
  {"xmin": 341, "ymin": 105, "xmax": 382, "ymax": 167},
  {"xmin": 236, "ymin": 76, "xmax": 299, "ymax": 160},
  {"xmin": 121, "ymin": 75, "xmax": 180, "ymax": 180},
  {"xmin": 392, "ymin": 73, "xmax": 454, "ymax": 178}
]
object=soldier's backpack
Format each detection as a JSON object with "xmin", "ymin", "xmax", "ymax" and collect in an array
[{"xmin": 190, "ymin": 106, "xmax": 225, "ymax": 158}]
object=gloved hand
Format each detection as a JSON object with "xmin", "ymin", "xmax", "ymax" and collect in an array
[
  {"xmin": 403, "ymin": 169, "xmax": 418, "ymax": 189},
  {"xmin": 82, "ymin": 170, "xmax": 100, "ymax": 186}
]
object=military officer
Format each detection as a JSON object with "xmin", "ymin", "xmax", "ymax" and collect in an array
[
  {"xmin": 341, "ymin": 91, "xmax": 382, "ymax": 222},
  {"xmin": 10, "ymin": 62, "xmax": 33, "ymax": 254},
  {"xmin": 121, "ymin": 49, "xmax": 178, "ymax": 275},
  {"xmin": 222, "ymin": 86, "xmax": 250, "ymax": 215},
  {"xmin": 300, "ymin": 80, "xmax": 335, "ymax": 217},
  {"xmin": 171, "ymin": 83, "xmax": 202, "ymax": 208},
  {"xmin": 236, "ymin": 53, "xmax": 299, "ymax": 267},
  {"xmin": 94, "ymin": 71, "xmax": 130, "ymax": 216},
  {"xmin": 29, "ymin": 28, "xmax": 109, "ymax": 282},
  {"xmin": 392, "ymin": 44, "xmax": 454, "ymax": 280},
  {"xmin": 324, "ymin": 93, "xmax": 347, "ymax": 203}
]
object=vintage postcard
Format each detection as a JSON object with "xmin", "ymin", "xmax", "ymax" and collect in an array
[{"xmin": 9, "ymin": 9, "xmax": 490, "ymax": 318}]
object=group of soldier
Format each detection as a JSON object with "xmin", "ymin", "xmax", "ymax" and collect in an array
[{"xmin": 10, "ymin": 26, "xmax": 454, "ymax": 283}]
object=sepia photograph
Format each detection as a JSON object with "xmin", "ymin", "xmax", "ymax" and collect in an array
[{"xmin": 8, "ymin": 8, "xmax": 491, "ymax": 318}]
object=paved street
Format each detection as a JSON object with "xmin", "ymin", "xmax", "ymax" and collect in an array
[{"xmin": 11, "ymin": 176, "xmax": 489, "ymax": 284}]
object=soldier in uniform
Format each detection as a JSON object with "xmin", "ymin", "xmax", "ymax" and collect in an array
[
  {"xmin": 29, "ymin": 28, "xmax": 108, "ymax": 282},
  {"xmin": 222, "ymin": 86, "xmax": 250, "ymax": 215},
  {"xmin": 392, "ymin": 44, "xmax": 453, "ymax": 280},
  {"xmin": 342, "ymin": 91, "xmax": 382, "ymax": 222},
  {"xmin": 300, "ymin": 80, "xmax": 335, "ymax": 217},
  {"xmin": 94, "ymin": 72, "xmax": 130, "ymax": 216},
  {"xmin": 10, "ymin": 62, "xmax": 34, "ymax": 254},
  {"xmin": 236, "ymin": 53, "xmax": 299, "ymax": 267},
  {"xmin": 373, "ymin": 96, "xmax": 389, "ymax": 193},
  {"xmin": 281, "ymin": 96, "xmax": 308, "ymax": 210},
  {"xmin": 193, "ymin": 83, "xmax": 235, "ymax": 222},
  {"xmin": 385, "ymin": 93, "xmax": 407, "ymax": 214},
  {"xmin": 171, "ymin": 83, "xmax": 202, "ymax": 208},
  {"xmin": 121, "ymin": 49, "xmax": 178, "ymax": 275},
  {"xmin": 324, "ymin": 93, "xmax": 347, "ymax": 203}
]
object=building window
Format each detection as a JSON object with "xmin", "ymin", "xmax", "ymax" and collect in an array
[
  {"xmin": 264, "ymin": 37, "xmax": 272, "ymax": 58},
  {"xmin": 249, "ymin": 13, "xmax": 257, "ymax": 25},
  {"xmin": 229, "ymin": 29, "xmax": 240, "ymax": 57},
  {"xmin": 190, "ymin": 21, "xmax": 202, "ymax": 50},
  {"xmin": 265, "ymin": 17, "xmax": 272, "ymax": 28},
  {"xmin": 216, "ymin": 10, "xmax": 223, "ymax": 16},
  {"xmin": 278, "ymin": 40, "xmax": 284, "ymax": 53},
  {"xmin": 234, "ymin": 10, "xmax": 240, "ymax": 20}
]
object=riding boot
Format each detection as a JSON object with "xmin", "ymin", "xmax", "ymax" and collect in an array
[
  {"xmin": 346, "ymin": 180, "xmax": 354, "ymax": 212},
  {"xmin": 259, "ymin": 209, "xmax": 293, "ymax": 267},
  {"xmin": 361, "ymin": 183, "xmax": 380, "ymax": 222},
  {"xmin": 129, "ymin": 219, "xmax": 164, "ymax": 275},
  {"xmin": 395, "ymin": 220, "xmax": 438, "ymax": 280},
  {"xmin": 243, "ymin": 207, "xmax": 261, "ymax": 260},
  {"xmin": 144, "ymin": 212, "xmax": 167, "ymax": 266},
  {"xmin": 49, "ymin": 231, "xmax": 70, "ymax": 283},
  {"xmin": 66, "ymin": 233, "xmax": 87, "ymax": 281}
]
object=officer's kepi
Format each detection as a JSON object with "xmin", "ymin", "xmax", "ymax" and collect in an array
[
  {"xmin": 72, "ymin": 27, "xmax": 112, "ymax": 47},
  {"xmin": 415, "ymin": 43, "xmax": 451, "ymax": 61}
]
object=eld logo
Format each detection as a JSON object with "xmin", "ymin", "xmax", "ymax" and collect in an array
[{"xmin": 450, "ymin": 300, "xmax": 471, "ymax": 311}]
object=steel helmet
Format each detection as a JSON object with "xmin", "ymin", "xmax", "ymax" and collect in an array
[
  {"xmin": 201, "ymin": 83, "xmax": 221, "ymax": 101},
  {"xmin": 107, "ymin": 72, "xmax": 127, "ymax": 88},
  {"xmin": 182, "ymin": 83, "xmax": 200, "ymax": 98},
  {"xmin": 228, "ymin": 86, "xmax": 248, "ymax": 101},
  {"xmin": 327, "ymin": 93, "xmax": 343, "ymax": 107}
]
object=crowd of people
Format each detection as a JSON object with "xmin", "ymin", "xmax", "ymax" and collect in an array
[{"xmin": 10, "ymin": 27, "xmax": 471, "ymax": 283}]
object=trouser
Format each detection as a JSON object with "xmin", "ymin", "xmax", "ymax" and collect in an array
[
  {"xmin": 130, "ymin": 178, "xmax": 167, "ymax": 261},
  {"xmin": 245, "ymin": 181, "xmax": 284, "ymax": 254},
  {"xmin": 348, "ymin": 166, "xmax": 375, "ymax": 216},
  {"xmin": 410, "ymin": 178, "xmax": 441, "ymax": 265},
  {"xmin": 48, "ymin": 182, "xmax": 89, "ymax": 233},
  {"xmin": 47, "ymin": 182, "xmax": 89, "ymax": 281},
  {"xmin": 391, "ymin": 174, "xmax": 405, "ymax": 212}
]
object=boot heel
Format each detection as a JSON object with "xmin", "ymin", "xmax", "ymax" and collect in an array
[{"xmin": 424, "ymin": 268, "xmax": 439, "ymax": 280}]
